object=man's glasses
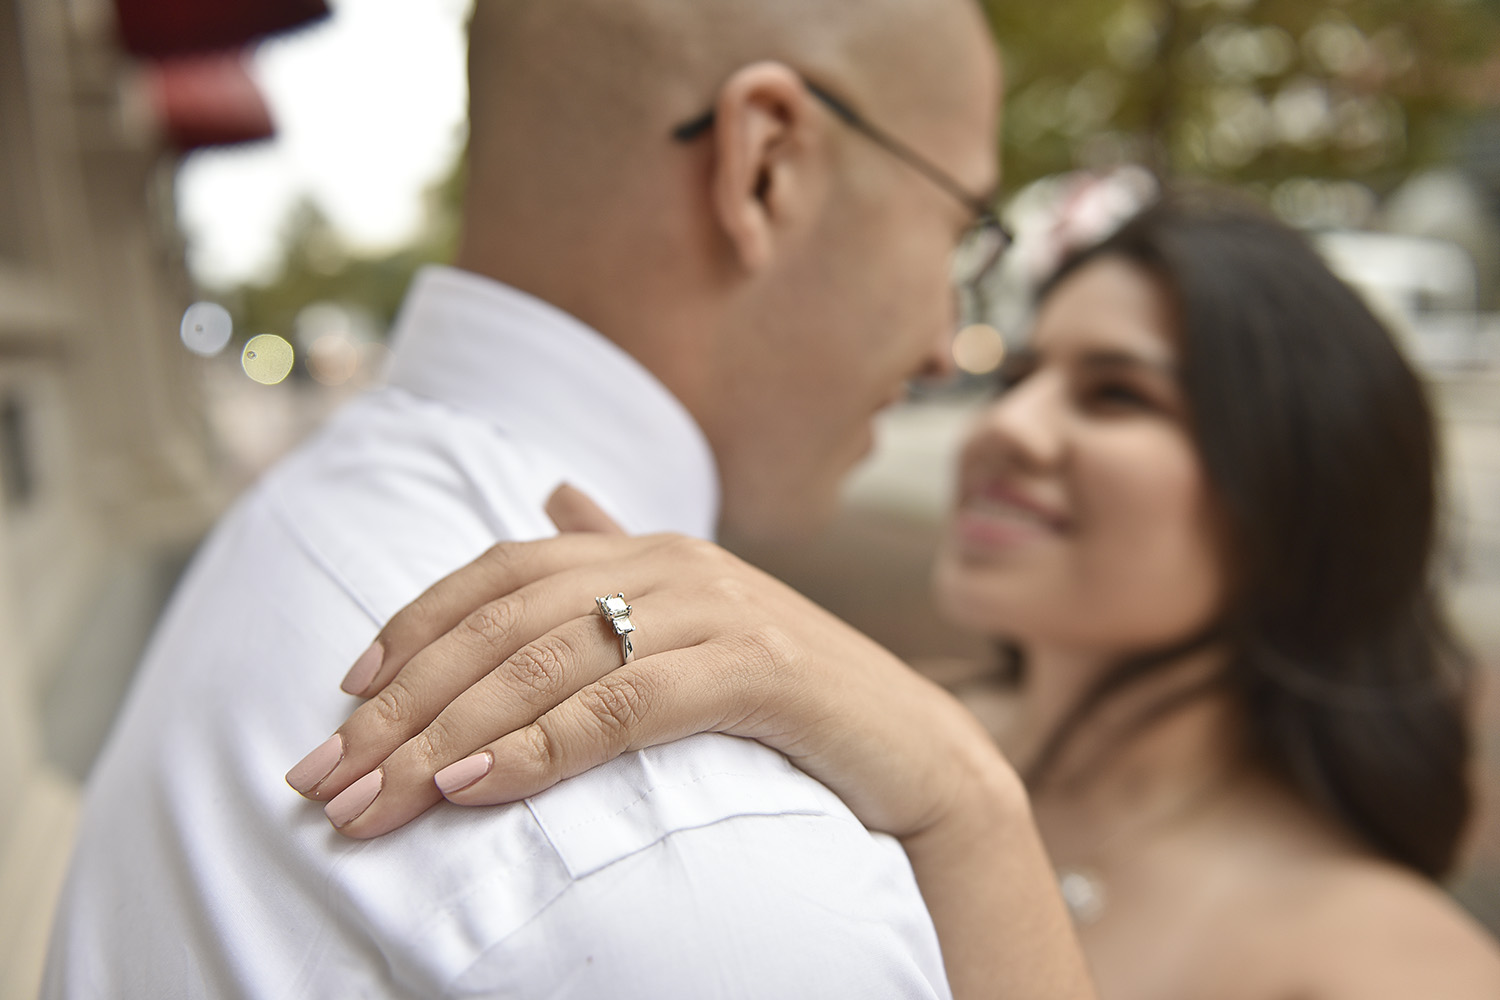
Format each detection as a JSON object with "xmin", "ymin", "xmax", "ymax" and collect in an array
[{"xmin": 671, "ymin": 74, "xmax": 1012, "ymax": 307}]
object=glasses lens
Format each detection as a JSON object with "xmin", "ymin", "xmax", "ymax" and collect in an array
[{"xmin": 950, "ymin": 218, "xmax": 1007, "ymax": 288}]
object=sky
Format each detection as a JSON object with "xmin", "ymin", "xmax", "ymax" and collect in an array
[{"xmin": 174, "ymin": 0, "xmax": 473, "ymax": 288}]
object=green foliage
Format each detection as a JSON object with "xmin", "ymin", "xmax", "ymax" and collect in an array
[
  {"xmin": 984, "ymin": 0, "xmax": 1500, "ymax": 193},
  {"xmin": 210, "ymin": 156, "xmax": 466, "ymax": 345}
]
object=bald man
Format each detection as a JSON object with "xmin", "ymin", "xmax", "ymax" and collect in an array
[{"xmin": 43, "ymin": 0, "xmax": 1002, "ymax": 996}]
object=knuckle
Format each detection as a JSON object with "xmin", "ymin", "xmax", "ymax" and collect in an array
[
  {"xmin": 524, "ymin": 720, "xmax": 558, "ymax": 770},
  {"xmin": 735, "ymin": 623, "xmax": 796, "ymax": 679},
  {"xmin": 579, "ymin": 675, "xmax": 650, "ymax": 740},
  {"xmin": 705, "ymin": 574, "xmax": 750, "ymax": 606},
  {"xmin": 370, "ymin": 679, "xmax": 420, "ymax": 730},
  {"xmin": 690, "ymin": 536, "xmax": 731, "ymax": 566},
  {"xmin": 501, "ymin": 633, "xmax": 575, "ymax": 699},
  {"xmin": 664, "ymin": 533, "xmax": 715, "ymax": 565},
  {"xmin": 481, "ymin": 540, "xmax": 517, "ymax": 568},
  {"xmin": 458, "ymin": 597, "xmax": 521, "ymax": 650},
  {"xmin": 407, "ymin": 710, "xmax": 469, "ymax": 765},
  {"xmin": 405, "ymin": 724, "xmax": 449, "ymax": 766}
]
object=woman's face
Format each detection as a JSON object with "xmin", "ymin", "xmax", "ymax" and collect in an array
[{"xmin": 932, "ymin": 256, "xmax": 1227, "ymax": 654}]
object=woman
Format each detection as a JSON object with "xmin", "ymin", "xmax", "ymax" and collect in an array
[{"xmin": 292, "ymin": 193, "xmax": 1500, "ymax": 998}]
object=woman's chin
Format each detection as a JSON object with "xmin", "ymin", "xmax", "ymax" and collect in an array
[{"xmin": 930, "ymin": 556, "xmax": 1033, "ymax": 637}]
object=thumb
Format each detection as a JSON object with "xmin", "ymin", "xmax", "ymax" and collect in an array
[{"xmin": 545, "ymin": 483, "xmax": 626, "ymax": 535}]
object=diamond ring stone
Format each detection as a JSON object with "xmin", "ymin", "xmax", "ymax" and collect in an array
[{"xmin": 595, "ymin": 593, "xmax": 635, "ymax": 665}]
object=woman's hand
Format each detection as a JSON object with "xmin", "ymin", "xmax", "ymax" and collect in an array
[
  {"xmin": 287, "ymin": 488, "xmax": 1011, "ymax": 843},
  {"xmin": 286, "ymin": 485, "xmax": 1094, "ymax": 1000}
]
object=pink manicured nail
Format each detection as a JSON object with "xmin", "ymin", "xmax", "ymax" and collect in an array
[
  {"xmin": 325, "ymin": 769, "xmax": 382, "ymax": 828},
  {"xmin": 435, "ymin": 752, "xmax": 493, "ymax": 795},
  {"xmin": 341, "ymin": 642, "xmax": 384, "ymax": 695},
  {"xmin": 286, "ymin": 734, "xmax": 343, "ymax": 795}
]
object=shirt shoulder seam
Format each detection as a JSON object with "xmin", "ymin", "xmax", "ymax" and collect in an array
[
  {"xmin": 257, "ymin": 482, "xmax": 385, "ymax": 627},
  {"xmin": 531, "ymin": 766, "xmax": 850, "ymax": 840}
]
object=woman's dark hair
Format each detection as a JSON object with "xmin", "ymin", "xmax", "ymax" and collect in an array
[{"xmin": 1020, "ymin": 189, "xmax": 1473, "ymax": 878}]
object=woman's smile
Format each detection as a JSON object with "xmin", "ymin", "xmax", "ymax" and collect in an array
[{"xmin": 953, "ymin": 479, "xmax": 1071, "ymax": 555}]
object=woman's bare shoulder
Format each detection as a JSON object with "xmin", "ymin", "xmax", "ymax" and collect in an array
[{"xmin": 1245, "ymin": 857, "xmax": 1500, "ymax": 999}]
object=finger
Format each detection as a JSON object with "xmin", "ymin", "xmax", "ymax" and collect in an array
[
  {"xmin": 339, "ymin": 532, "xmax": 655, "ymax": 698},
  {"xmin": 291, "ymin": 557, "xmax": 660, "ymax": 799},
  {"xmin": 323, "ymin": 597, "xmax": 705, "ymax": 838},
  {"xmin": 545, "ymin": 483, "xmax": 626, "ymax": 535},
  {"xmin": 435, "ymin": 638, "xmax": 774, "ymax": 807}
]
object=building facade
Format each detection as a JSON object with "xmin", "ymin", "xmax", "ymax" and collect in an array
[{"xmin": 0, "ymin": 1, "xmax": 322, "ymax": 993}]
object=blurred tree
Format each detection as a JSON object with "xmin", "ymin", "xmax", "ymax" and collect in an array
[
  {"xmin": 985, "ymin": 0, "xmax": 1500, "ymax": 194},
  {"xmin": 210, "ymin": 155, "xmax": 466, "ymax": 348}
]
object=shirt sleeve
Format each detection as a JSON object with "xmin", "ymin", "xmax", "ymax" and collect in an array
[{"xmin": 445, "ymin": 812, "xmax": 954, "ymax": 1000}]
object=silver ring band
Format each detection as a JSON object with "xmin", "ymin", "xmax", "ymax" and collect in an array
[{"xmin": 595, "ymin": 593, "xmax": 636, "ymax": 666}]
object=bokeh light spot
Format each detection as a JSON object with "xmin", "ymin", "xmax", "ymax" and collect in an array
[
  {"xmin": 306, "ymin": 333, "xmax": 360, "ymax": 386},
  {"xmin": 180, "ymin": 301, "xmax": 233, "ymax": 357},
  {"xmin": 953, "ymin": 323, "xmax": 1007, "ymax": 375},
  {"xmin": 241, "ymin": 334, "xmax": 295, "ymax": 385}
]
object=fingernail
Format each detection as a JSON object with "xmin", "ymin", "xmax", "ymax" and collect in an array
[
  {"xmin": 341, "ymin": 642, "xmax": 383, "ymax": 696},
  {"xmin": 325, "ymin": 769, "xmax": 382, "ymax": 828},
  {"xmin": 435, "ymin": 752, "xmax": 493, "ymax": 795},
  {"xmin": 286, "ymin": 734, "xmax": 343, "ymax": 795}
]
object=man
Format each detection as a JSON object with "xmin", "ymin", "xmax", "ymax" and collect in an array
[{"xmin": 44, "ymin": 0, "xmax": 1001, "ymax": 995}]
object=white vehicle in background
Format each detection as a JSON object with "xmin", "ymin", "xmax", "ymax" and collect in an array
[
  {"xmin": 1313, "ymin": 230, "xmax": 1498, "ymax": 370},
  {"xmin": 981, "ymin": 169, "xmax": 1500, "ymax": 376}
]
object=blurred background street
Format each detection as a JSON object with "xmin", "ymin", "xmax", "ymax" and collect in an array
[{"xmin": 3, "ymin": 0, "xmax": 1500, "ymax": 995}]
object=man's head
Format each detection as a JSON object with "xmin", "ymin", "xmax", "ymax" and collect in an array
[{"xmin": 459, "ymin": 0, "xmax": 1001, "ymax": 537}]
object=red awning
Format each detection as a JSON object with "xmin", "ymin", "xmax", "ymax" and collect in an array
[
  {"xmin": 114, "ymin": 0, "xmax": 329, "ymax": 59},
  {"xmin": 145, "ymin": 52, "xmax": 274, "ymax": 151}
]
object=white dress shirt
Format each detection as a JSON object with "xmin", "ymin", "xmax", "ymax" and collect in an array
[{"xmin": 44, "ymin": 267, "xmax": 952, "ymax": 999}]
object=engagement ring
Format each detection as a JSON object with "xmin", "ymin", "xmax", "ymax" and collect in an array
[{"xmin": 595, "ymin": 592, "xmax": 635, "ymax": 665}]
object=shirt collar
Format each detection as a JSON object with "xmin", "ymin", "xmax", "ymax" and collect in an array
[{"xmin": 384, "ymin": 266, "xmax": 720, "ymax": 539}]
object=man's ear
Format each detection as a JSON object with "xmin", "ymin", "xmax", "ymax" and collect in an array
[{"xmin": 709, "ymin": 62, "xmax": 825, "ymax": 273}]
